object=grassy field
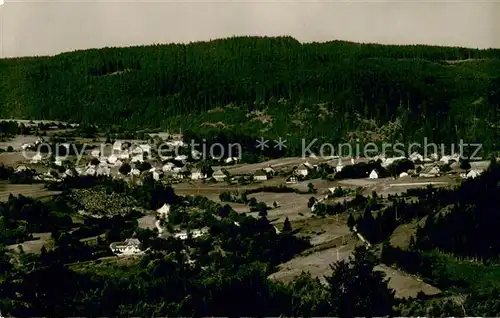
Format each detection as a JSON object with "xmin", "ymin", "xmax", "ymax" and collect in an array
[
  {"xmin": 7, "ymin": 232, "xmax": 52, "ymax": 254},
  {"xmin": 0, "ymin": 182, "xmax": 60, "ymax": 202}
]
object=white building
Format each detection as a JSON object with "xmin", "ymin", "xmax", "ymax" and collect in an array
[
  {"xmin": 212, "ymin": 169, "xmax": 226, "ymax": 182},
  {"xmin": 336, "ymin": 158, "xmax": 344, "ymax": 173},
  {"xmin": 119, "ymin": 151, "xmax": 130, "ymax": 160},
  {"xmin": 466, "ymin": 169, "xmax": 482, "ymax": 179},
  {"xmin": 130, "ymin": 168, "xmax": 141, "ymax": 176},
  {"xmin": 225, "ymin": 157, "xmax": 239, "ymax": 164},
  {"xmin": 409, "ymin": 152, "xmax": 424, "ymax": 162},
  {"xmin": 191, "ymin": 169, "xmax": 207, "ymax": 180},
  {"xmin": 382, "ymin": 156, "xmax": 406, "ymax": 168},
  {"xmin": 90, "ymin": 149, "xmax": 101, "ymax": 158},
  {"xmin": 175, "ymin": 155, "xmax": 188, "ymax": 162},
  {"xmin": 16, "ymin": 165, "xmax": 27, "ymax": 172},
  {"xmin": 107, "ymin": 154, "xmax": 118, "ymax": 164},
  {"xmin": 174, "ymin": 228, "xmax": 208, "ymax": 240},
  {"xmin": 109, "ymin": 238, "xmax": 143, "ymax": 256},
  {"xmin": 162, "ymin": 162, "xmax": 176, "ymax": 172},
  {"xmin": 112, "ymin": 140, "xmax": 123, "ymax": 151},
  {"xmin": 253, "ymin": 169, "xmax": 268, "ymax": 181},
  {"xmin": 131, "ymin": 154, "xmax": 144, "ymax": 163},
  {"xmin": 295, "ymin": 163, "xmax": 312, "ymax": 177},
  {"xmin": 30, "ymin": 153, "xmax": 42, "ymax": 164},
  {"xmin": 263, "ymin": 165, "xmax": 275, "ymax": 174},
  {"xmin": 85, "ymin": 167, "xmax": 96, "ymax": 176},
  {"xmin": 369, "ymin": 169, "xmax": 379, "ymax": 179},
  {"xmin": 157, "ymin": 203, "xmax": 170, "ymax": 219},
  {"xmin": 399, "ymin": 172, "xmax": 409, "ymax": 178}
]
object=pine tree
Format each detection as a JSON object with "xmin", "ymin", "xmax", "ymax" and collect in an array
[{"xmin": 282, "ymin": 217, "xmax": 292, "ymax": 232}]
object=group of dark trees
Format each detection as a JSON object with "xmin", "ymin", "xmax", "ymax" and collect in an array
[{"xmin": 1, "ymin": 36, "xmax": 499, "ymax": 155}]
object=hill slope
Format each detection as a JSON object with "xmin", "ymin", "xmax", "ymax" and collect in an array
[{"xmin": 1, "ymin": 36, "xmax": 500, "ymax": 152}]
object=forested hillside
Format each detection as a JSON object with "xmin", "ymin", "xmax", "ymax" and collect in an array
[{"xmin": 1, "ymin": 36, "xmax": 500, "ymax": 152}]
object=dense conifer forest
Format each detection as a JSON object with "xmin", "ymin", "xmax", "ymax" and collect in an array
[{"xmin": 1, "ymin": 36, "xmax": 500, "ymax": 153}]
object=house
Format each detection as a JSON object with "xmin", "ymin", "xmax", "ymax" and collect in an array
[
  {"xmin": 112, "ymin": 140, "xmax": 123, "ymax": 151},
  {"xmin": 162, "ymin": 162, "xmax": 176, "ymax": 172},
  {"xmin": 90, "ymin": 149, "xmax": 101, "ymax": 158},
  {"xmin": 152, "ymin": 171, "xmax": 161, "ymax": 181},
  {"xmin": 192, "ymin": 149, "xmax": 202, "ymax": 160},
  {"xmin": 336, "ymin": 158, "xmax": 344, "ymax": 173},
  {"xmin": 16, "ymin": 165, "xmax": 27, "ymax": 172},
  {"xmin": 225, "ymin": 157, "xmax": 239, "ymax": 164},
  {"xmin": 382, "ymin": 156, "xmax": 406, "ymax": 168},
  {"xmin": 131, "ymin": 154, "xmax": 144, "ymax": 163},
  {"xmin": 191, "ymin": 169, "xmax": 207, "ymax": 180},
  {"xmin": 466, "ymin": 169, "xmax": 482, "ymax": 179},
  {"xmin": 157, "ymin": 203, "xmax": 170, "ymax": 219},
  {"xmin": 96, "ymin": 166, "xmax": 110, "ymax": 177},
  {"xmin": 420, "ymin": 165, "xmax": 440, "ymax": 178},
  {"xmin": 253, "ymin": 169, "xmax": 268, "ymax": 181},
  {"xmin": 54, "ymin": 157, "xmax": 63, "ymax": 166},
  {"xmin": 63, "ymin": 169, "xmax": 75, "ymax": 178},
  {"xmin": 369, "ymin": 169, "xmax": 379, "ymax": 179},
  {"xmin": 399, "ymin": 172, "xmax": 409, "ymax": 178},
  {"xmin": 130, "ymin": 168, "xmax": 141, "ymax": 176},
  {"xmin": 175, "ymin": 155, "xmax": 188, "ymax": 162},
  {"xmin": 328, "ymin": 187, "xmax": 338, "ymax": 194},
  {"xmin": 21, "ymin": 143, "xmax": 34, "ymax": 150},
  {"xmin": 109, "ymin": 238, "xmax": 143, "ymax": 256},
  {"xmin": 212, "ymin": 169, "xmax": 227, "ymax": 182},
  {"xmin": 174, "ymin": 228, "xmax": 208, "ymax": 240},
  {"xmin": 263, "ymin": 165, "xmax": 275, "ymax": 174},
  {"xmin": 119, "ymin": 151, "xmax": 130, "ymax": 160},
  {"xmin": 84, "ymin": 167, "xmax": 96, "ymax": 176},
  {"xmin": 30, "ymin": 153, "xmax": 42, "ymax": 164},
  {"xmin": 440, "ymin": 155, "xmax": 456, "ymax": 164},
  {"xmin": 114, "ymin": 160, "xmax": 123, "ymax": 167},
  {"xmin": 107, "ymin": 154, "xmax": 118, "ymax": 164},
  {"xmin": 295, "ymin": 163, "xmax": 312, "ymax": 177},
  {"xmin": 286, "ymin": 175, "xmax": 298, "ymax": 184},
  {"xmin": 409, "ymin": 152, "xmax": 424, "ymax": 162}
]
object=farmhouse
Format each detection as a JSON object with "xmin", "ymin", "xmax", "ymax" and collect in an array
[
  {"xmin": 253, "ymin": 169, "xmax": 268, "ymax": 181},
  {"xmin": 382, "ymin": 156, "xmax": 406, "ymax": 168},
  {"xmin": 409, "ymin": 152, "xmax": 424, "ymax": 162},
  {"xmin": 109, "ymin": 238, "xmax": 143, "ymax": 256},
  {"xmin": 174, "ymin": 228, "xmax": 209, "ymax": 240},
  {"xmin": 369, "ymin": 169, "xmax": 379, "ymax": 179},
  {"xmin": 191, "ymin": 169, "xmax": 207, "ymax": 180},
  {"xmin": 30, "ymin": 153, "xmax": 42, "ymax": 164},
  {"xmin": 107, "ymin": 154, "xmax": 118, "ymax": 164},
  {"xmin": 131, "ymin": 154, "xmax": 144, "ymax": 163},
  {"xmin": 420, "ymin": 165, "xmax": 440, "ymax": 178},
  {"xmin": 295, "ymin": 162, "xmax": 313, "ymax": 177},
  {"xmin": 286, "ymin": 175, "xmax": 298, "ymax": 184},
  {"xmin": 225, "ymin": 157, "xmax": 239, "ymax": 164},
  {"xmin": 16, "ymin": 165, "xmax": 27, "ymax": 172},
  {"xmin": 336, "ymin": 159, "xmax": 344, "ymax": 173},
  {"xmin": 130, "ymin": 168, "xmax": 141, "ymax": 176},
  {"xmin": 263, "ymin": 165, "xmax": 275, "ymax": 174},
  {"xmin": 157, "ymin": 203, "xmax": 170, "ymax": 219},
  {"xmin": 119, "ymin": 150, "xmax": 130, "ymax": 160},
  {"xmin": 112, "ymin": 140, "xmax": 123, "ymax": 151},
  {"xmin": 466, "ymin": 169, "xmax": 483, "ymax": 179},
  {"xmin": 212, "ymin": 169, "xmax": 227, "ymax": 182}
]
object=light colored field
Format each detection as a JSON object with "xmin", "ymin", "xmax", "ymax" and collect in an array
[
  {"xmin": 246, "ymin": 191, "xmax": 320, "ymax": 223},
  {"xmin": 138, "ymin": 214, "xmax": 157, "ymax": 230},
  {"xmin": 0, "ymin": 135, "xmax": 40, "ymax": 151},
  {"xmin": 375, "ymin": 264, "xmax": 442, "ymax": 298},
  {"xmin": 217, "ymin": 157, "xmax": 331, "ymax": 175},
  {"xmin": 7, "ymin": 232, "xmax": 52, "ymax": 254},
  {"xmin": 0, "ymin": 182, "xmax": 60, "ymax": 201}
]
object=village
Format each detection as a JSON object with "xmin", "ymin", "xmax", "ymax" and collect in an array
[{"xmin": 0, "ymin": 120, "xmax": 494, "ymax": 300}]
